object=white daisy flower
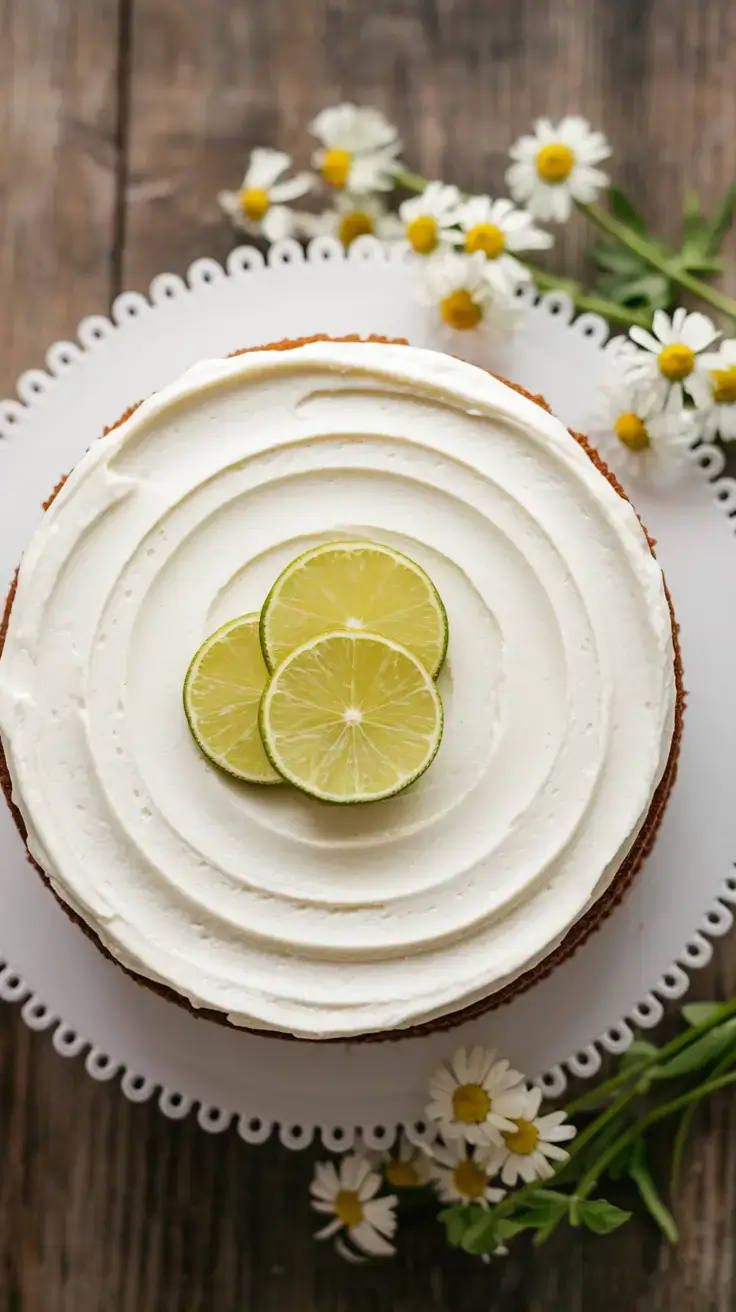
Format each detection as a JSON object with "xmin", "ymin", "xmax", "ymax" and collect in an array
[
  {"xmin": 398, "ymin": 181, "xmax": 464, "ymax": 254},
  {"xmin": 426, "ymin": 1045, "xmax": 527, "ymax": 1146},
  {"xmin": 429, "ymin": 1139, "xmax": 506, "ymax": 1208},
  {"xmin": 484, "ymin": 1085, "xmax": 577, "ymax": 1188},
  {"xmin": 416, "ymin": 250, "xmax": 521, "ymax": 338},
  {"xmin": 310, "ymin": 1154, "xmax": 397, "ymax": 1258},
  {"xmin": 457, "ymin": 195, "xmax": 553, "ymax": 290},
  {"xmin": 506, "ymin": 116, "xmax": 611, "ymax": 223},
  {"xmin": 296, "ymin": 193, "xmax": 404, "ymax": 248},
  {"xmin": 698, "ymin": 338, "xmax": 736, "ymax": 441},
  {"xmin": 309, "ymin": 103, "xmax": 402, "ymax": 194},
  {"xmin": 590, "ymin": 372, "xmax": 694, "ymax": 488},
  {"xmin": 625, "ymin": 307, "xmax": 720, "ymax": 414},
  {"xmin": 362, "ymin": 1130, "xmax": 433, "ymax": 1189},
  {"xmin": 218, "ymin": 148, "xmax": 314, "ymax": 240}
]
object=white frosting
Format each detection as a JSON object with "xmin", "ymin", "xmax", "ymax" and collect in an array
[{"xmin": 0, "ymin": 342, "xmax": 676, "ymax": 1038}]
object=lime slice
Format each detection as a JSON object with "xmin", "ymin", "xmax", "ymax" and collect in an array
[
  {"xmin": 260, "ymin": 541, "xmax": 448, "ymax": 678},
  {"xmin": 184, "ymin": 614, "xmax": 281, "ymax": 784},
  {"xmin": 260, "ymin": 630, "xmax": 444, "ymax": 803}
]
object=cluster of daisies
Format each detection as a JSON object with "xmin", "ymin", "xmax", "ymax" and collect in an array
[
  {"xmin": 218, "ymin": 103, "xmax": 736, "ymax": 487},
  {"xmin": 309, "ymin": 1045, "xmax": 576, "ymax": 1261},
  {"xmin": 592, "ymin": 309, "xmax": 736, "ymax": 486},
  {"xmin": 218, "ymin": 102, "xmax": 562, "ymax": 335}
]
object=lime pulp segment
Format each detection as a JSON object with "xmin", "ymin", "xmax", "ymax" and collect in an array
[
  {"xmin": 183, "ymin": 613, "xmax": 282, "ymax": 784},
  {"xmin": 259, "ymin": 540, "xmax": 448, "ymax": 678},
  {"xmin": 259, "ymin": 629, "xmax": 444, "ymax": 803}
]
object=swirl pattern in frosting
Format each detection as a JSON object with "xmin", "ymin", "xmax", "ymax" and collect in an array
[{"xmin": 0, "ymin": 342, "xmax": 676, "ymax": 1038}]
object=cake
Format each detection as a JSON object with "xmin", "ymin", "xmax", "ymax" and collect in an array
[{"xmin": 0, "ymin": 336, "xmax": 682, "ymax": 1040}]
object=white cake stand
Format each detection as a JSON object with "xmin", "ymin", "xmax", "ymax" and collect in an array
[{"xmin": 1, "ymin": 237, "xmax": 735, "ymax": 1152}]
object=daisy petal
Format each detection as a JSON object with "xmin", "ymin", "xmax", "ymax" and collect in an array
[
  {"xmin": 311, "ymin": 1161, "xmax": 340, "ymax": 1199},
  {"xmin": 524, "ymin": 1086, "xmax": 544, "ymax": 1119},
  {"xmin": 538, "ymin": 1141, "xmax": 570, "ymax": 1163},
  {"xmin": 682, "ymin": 311, "xmax": 719, "ymax": 352},
  {"xmin": 364, "ymin": 1195, "xmax": 398, "ymax": 1234},
  {"xmin": 314, "ymin": 1216, "xmax": 343, "ymax": 1241},
  {"xmin": 269, "ymin": 173, "xmax": 315, "ymax": 204},
  {"xmin": 429, "ymin": 1067, "xmax": 457, "ymax": 1094},
  {"xmin": 450, "ymin": 1048, "xmax": 471, "ymax": 1083},
  {"xmin": 629, "ymin": 328, "xmax": 661, "ymax": 354},
  {"xmin": 261, "ymin": 206, "xmax": 296, "ymax": 242},
  {"xmin": 350, "ymin": 1220, "xmax": 396, "ymax": 1257},
  {"xmin": 334, "ymin": 1235, "xmax": 368, "ymax": 1264},
  {"xmin": 245, "ymin": 148, "xmax": 291, "ymax": 190},
  {"xmin": 668, "ymin": 306, "xmax": 688, "ymax": 338}
]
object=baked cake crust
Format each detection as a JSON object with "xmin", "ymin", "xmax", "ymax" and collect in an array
[{"xmin": 0, "ymin": 335, "xmax": 684, "ymax": 1041}]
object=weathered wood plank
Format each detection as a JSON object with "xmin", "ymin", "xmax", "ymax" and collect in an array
[
  {"xmin": 0, "ymin": 0, "xmax": 120, "ymax": 1301},
  {"xmin": 0, "ymin": 2, "xmax": 121, "ymax": 1304},
  {"xmin": 0, "ymin": 0, "xmax": 123, "ymax": 385}
]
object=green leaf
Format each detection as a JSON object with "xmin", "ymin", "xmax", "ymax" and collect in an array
[
  {"xmin": 607, "ymin": 273, "xmax": 672, "ymax": 310},
  {"xmin": 608, "ymin": 186, "xmax": 648, "ymax": 235},
  {"xmin": 628, "ymin": 1141, "xmax": 679, "ymax": 1243},
  {"xmin": 532, "ymin": 1221, "xmax": 564, "ymax": 1246},
  {"xmin": 681, "ymin": 1001, "xmax": 723, "ymax": 1026},
  {"xmin": 517, "ymin": 1189, "xmax": 571, "ymax": 1228},
  {"xmin": 652, "ymin": 1019, "xmax": 736, "ymax": 1080},
  {"xmin": 555, "ymin": 1117, "xmax": 632, "ymax": 1189},
  {"xmin": 701, "ymin": 177, "xmax": 736, "ymax": 253},
  {"xmin": 682, "ymin": 189, "xmax": 703, "ymax": 243},
  {"xmin": 619, "ymin": 1040, "xmax": 660, "ymax": 1074},
  {"xmin": 593, "ymin": 243, "xmax": 647, "ymax": 277},
  {"xmin": 461, "ymin": 1216, "xmax": 500, "ymax": 1254},
  {"xmin": 581, "ymin": 1118, "xmax": 639, "ymax": 1184},
  {"xmin": 495, "ymin": 1219, "xmax": 529, "ymax": 1242},
  {"xmin": 607, "ymin": 1143, "xmax": 636, "ymax": 1181},
  {"xmin": 671, "ymin": 1029, "xmax": 736, "ymax": 1194},
  {"xmin": 670, "ymin": 1103, "xmax": 696, "ymax": 1196},
  {"xmin": 439, "ymin": 1205, "xmax": 480, "ymax": 1247},
  {"xmin": 577, "ymin": 1198, "xmax": 632, "ymax": 1235},
  {"xmin": 459, "ymin": 1212, "xmax": 535, "ymax": 1255},
  {"xmin": 679, "ymin": 254, "xmax": 725, "ymax": 277}
]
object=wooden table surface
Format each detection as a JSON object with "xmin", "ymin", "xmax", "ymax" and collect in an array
[{"xmin": 1, "ymin": 2, "xmax": 736, "ymax": 1307}]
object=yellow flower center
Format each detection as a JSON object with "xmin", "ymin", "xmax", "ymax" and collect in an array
[
  {"xmin": 407, "ymin": 215, "xmax": 439, "ymax": 254},
  {"xmin": 452, "ymin": 1082, "xmax": 491, "ymax": 1123},
  {"xmin": 239, "ymin": 188, "xmax": 270, "ymax": 222},
  {"xmin": 711, "ymin": 365, "xmax": 736, "ymax": 404},
  {"xmin": 465, "ymin": 223, "xmax": 506, "ymax": 258},
  {"xmin": 658, "ymin": 343, "xmax": 695, "ymax": 381},
  {"xmin": 440, "ymin": 289, "xmax": 483, "ymax": 332},
  {"xmin": 333, "ymin": 1189, "xmax": 364, "ymax": 1227},
  {"xmin": 321, "ymin": 147, "xmax": 352, "ymax": 189},
  {"xmin": 338, "ymin": 210, "xmax": 375, "ymax": 248},
  {"xmin": 502, "ymin": 1117, "xmax": 541, "ymax": 1156},
  {"xmin": 614, "ymin": 411, "xmax": 650, "ymax": 452},
  {"xmin": 385, "ymin": 1158, "xmax": 422, "ymax": 1189},
  {"xmin": 536, "ymin": 142, "xmax": 575, "ymax": 184},
  {"xmin": 452, "ymin": 1158, "xmax": 489, "ymax": 1199}
]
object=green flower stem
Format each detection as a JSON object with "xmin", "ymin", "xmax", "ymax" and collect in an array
[
  {"xmin": 528, "ymin": 268, "xmax": 650, "ymax": 328},
  {"xmin": 579, "ymin": 201, "xmax": 736, "ymax": 321},
  {"xmin": 449, "ymin": 999, "xmax": 736, "ymax": 1242},
  {"xmin": 562, "ymin": 1085, "xmax": 644, "ymax": 1163},
  {"xmin": 669, "ymin": 1037, "xmax": 736, "ymax": 1193},
  {"xmin": 393, "ymin": 169, "xmax": 648, "ymax": 328},
  {"xmin": 566, "ymin": 994, "xmax": 736, "ymax": 1116},
  {"xmin": 444, "ymin": 999, "xmax": 736, "ymax": 1253},
  {"xmin": 393, "ymin": 169, "xmax": 429, "ymax": 194},
  {"xmin": 576, "ymin": 1070, "xmax": 736, "ymax": 1201}
]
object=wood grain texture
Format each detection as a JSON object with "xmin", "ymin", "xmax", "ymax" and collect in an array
[{"xmin": 1, "ymin": 1, "xmax": 736, "ymax": 1309}]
